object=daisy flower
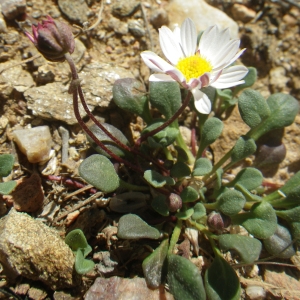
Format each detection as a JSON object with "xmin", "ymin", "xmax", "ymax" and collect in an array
[{"xmin": 141, "ymin": 18, "xmax": 248, "ymax": 114}]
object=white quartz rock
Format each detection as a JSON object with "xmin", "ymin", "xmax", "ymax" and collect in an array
[{"xmin": 13, "ymin": 126, "xmax": 52, "ymax": 163}]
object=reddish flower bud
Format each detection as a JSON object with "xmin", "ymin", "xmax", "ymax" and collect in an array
[
  {"xmin": 25, "ymin": 16, "xmax": 75, "ymax": 62},
  {"xmin": 167, "ymin": 193, "xmax": 182, "ymax": 212}
]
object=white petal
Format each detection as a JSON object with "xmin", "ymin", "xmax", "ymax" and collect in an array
[
  {"xmin": 192, "ymin": 89, "xmax": 212, "ymax": 114},
  {"xmin": 141, "ymin": 51, "xmax": 175, "ymax": 73},
  {"xmin": 180, "ymin": 18, "xmax": 197, "ymax": 56},
  {"xmin": 199, "ymin": 26, "xmax": 222, "ymax": 59},
  {"xmin": 149, "ymin": 74, "xmax": 175, "ymax": 82},
  {"xmin": 159, "ymin": 26, "xmax": 183, "ymax": 65},
  {"xmin": 211, "ymin": 65, "xmax": 248, "ymax": 89}
]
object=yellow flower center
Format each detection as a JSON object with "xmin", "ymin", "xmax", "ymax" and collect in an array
[{"xmin": 176, "ymin": 54, "xmax": 212, "ymax": 82}]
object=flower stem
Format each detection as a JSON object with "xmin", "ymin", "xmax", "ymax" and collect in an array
[
  {"xmin": 135, "ymin": 91, "xmax": 193, "ymax": 147},
  {"xmin": 168, "ymin": 219, "xmax": 182, "ymax": 255}
]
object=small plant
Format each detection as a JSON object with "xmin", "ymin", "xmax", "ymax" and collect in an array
[
  {"xmin": 65, "ymin": 229, "xmax": 95, "ymax": 275},
  {"xmin": 0, "ymin": 154, "xmax": 17, "ymax": 195},
  {"xmin": 26, "ymin": 16, "xmax": 299, "ymax": 300}
]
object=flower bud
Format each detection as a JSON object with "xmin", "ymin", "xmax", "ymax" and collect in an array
[
  {"xmin": 25, "ymin": 16, "xmax": 75, "ymax": 62},
  {"xmin": 167, "ymin": 193, "xmax": 182, "ymax": 212},
  {"xmin": 207, "ymin": 211, "xmax": 231, "ymax": 233}
]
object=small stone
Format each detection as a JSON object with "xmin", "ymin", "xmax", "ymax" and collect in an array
[
  {"xmin": 112, "ymin": 0, "xmax": 140, "ymax": 17},
  {"xmin": 0, "ymin": 209, "xmax": 78, "ymax": 289},
  {"xmin": 0, "ymin": 13, "xmax": 7, "ymax": 33},
  {"xmin": 150, "ymin": 8, "xmax": 169, "ymax": 29},
  {"xmin": 245, "ymin": 286, "xmax": 266, "ymax": 300},
  {"xmin": 0, "ymin": 115, "xmax": 8, "ymax": 135},
  {"xmin": 0, "ymin": 61, "xmax": 34, "ymax": 93},
  {"xmin": 27, "ymin": 287, "xmax": 47, "ymax": 300},
  {"xmin": 0, "ymin": 0, "xmax": 26, "ymax": 20},
  {"xmin": 36, "ymin": 65, "xmax": 55, "ymax": 84},
  {"xmin": 108, "ymin": 17, "xmax": 128, "ymax": 35},
  {"xmin": 58, "ymin": 0, "xmax": 90, "ymax": 24},
  {"xmin": 85, "ymin": 277, "xmax": 174, "ymax": 300},
  {"xmin": 11, "ymin": 173, "xmax": 44, "ymax": 213},
  {"xmin": 128, "ymin": 20, "xmax": 145, "ymax": 37},
  {"xmin": 13, "ymin": 126, "xmax": 52, "ymax": 163},
  {"xmin": 231, "ymin": 4, "xmax": 256, "ymax": 23},
  {"xmin": 269, "ymin": 66, "xmax": 289, "ymax": 92}
]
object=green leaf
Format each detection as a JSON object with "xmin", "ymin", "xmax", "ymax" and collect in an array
[
  {"xmin": 216, "ymin": 189, "xmax": 246, "ymax": 216},
  {"xmin": 216, "ymin": 89, "xmax": 232, "ymax": 101},
  {"xmin": 170, "ymin": 162, "xmax": 191, "ymax": 178},
  {"xmin": 218, "ymin": 234, "xmax": 262, "ymax": 263},
  {"xmin": 74, "ymin": 249, "xmax": 95, "ymax": 275},
  {"xmin": 238, "ymin": 89, "xmax": 270, "ymax": 128},
  {"xmin": 231, "ymin": 136, "xmax": 256, "ymax": 164},
  {"xmin": 65, "ymin": 229, "xmax": 92, "ymax": 257},
  {"xmin": 142, "ymin": 239, "xmax": 168, "ymax": 288},
  {"xmin": 144, "ymin": 170, "xmax": 175, "ymax": 188},
  {"xmin": 192, "ymin": 203, "xmax": 206, "ymax": 221},
  {"xmin": 144, "ymin": 120, "xmax": 179, "ymax": 148},
  {"xmin": 193, "ymin": 158, "xmax": 213, "ymax": 176},
  {"xmin": 87, "ymin": 123, "xmax": 130, "ymax": 158},
  {"xmin": 168, "ymin": 254, "xmax": 206, "ymax": 300},
  {"xmin": 112, "ymin": 78, "xmax": 151, "ymax": 123},
  {"xmin": 263, "ymin": 224, "xmax": 295, "ymax": 259},
  {"xmin": 226, "ymin": 167, "xmax": 263, "ymax": 191},
  {"xmin": 215, "ymin": 168, "xmax": 223, "ymax": 191},
  {"xmin": 180, "ymin": 186, "xmax": 199, "ymax": 203},
  {"xmin": 149, "ymin": 81, "xmax": 181, "ymax": 120},
  {"xmin": 204, "ymin": 254, "xmax": 240, "ymax": 300},
  {"xmin": 151, "ymin": 195, "xmax": 169, "ymax": 216},
  {"xmin": 79, "ymin": 154, "xmax": 119, "ymax": 193},
  {"xmin": 0, "ymin": 181, "xmax": 17, "ymax": 195},
  {"xmin": 0, "ymin": 154, "xmax": 15, "ymax": 177},
  {"xmin": 233, "ymin": 67, "xmax": 257, "ymax": 95},
  {"xmin": 117, "ymin": 214, "xmax": 160, "ymax": 239},
  {"xmin": 276, "ymin": 206, "xmax": 300, "ymax": 223},
  {"xmin": 231, "ymin": 201, "xmax": 277, "ymax": 239},
  {"xmin": 249, "ymin": 93, "xmax": 299, "ymax": 140},
  {"xmin": 176, "ymin": 208, "xmax": 194, "ymax": 220},
  {"xmin": 199, "ymin": 118, "xmax": 223, "ymax": 155}
]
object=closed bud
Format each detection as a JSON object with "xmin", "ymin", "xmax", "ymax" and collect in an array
[
  {"xmin": 207, "ymin": 211, "xmax": 231, "ymax": 233},
  {"xmin": 167, "ymin": 193, "xmax": 182, "ymax": 212},
  {"xmin": 25, "ymin": 16, "xmax": 75, "ymax": 62}
]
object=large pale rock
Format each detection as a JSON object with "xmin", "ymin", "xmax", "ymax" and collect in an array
[
  {"xmin": 0, "ymin": 209, "xmax": 78, "ymax": 289},
  {"xmin": 166, "ymin": 0, "xmax": 239, "ymax": 38},
  {"xmin": 13, "ymin": 126, "xmax": 52, "ymax": 163},
  {"xmin": 0, "ymin": 0, "xmax": 26, "ymax": 20},
  {"xmin": 25, "ymin": 63, "xmax": 134, "ymax": 125}
]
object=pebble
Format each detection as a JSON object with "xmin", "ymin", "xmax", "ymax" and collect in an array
[
  {"xmin": 0, "ymin": 61, "xmax": 34, "ymax": 93},
  {"xmin": 0, "ymin": 115, "xmax": 8, "ymax": 135},
  {"xmin": 269, "ymin": 66, "xmax": 289, "ymax": 92},
  {"xmin": 128, "ymin": 20, "xmax": 145, "ymax": 37},
  {"xmin": 58, "ymin": 0, "xmax": 89, "ymax": 24},
  {"xmin": 0, "ymin": 13, "xmax": 7, "ymax": 33},
  {"xmin": 166, "ymin": 0, "xmax": 239, "ymax": 38},
  {"xmin": 245, "ymin": 286, "xmax": 266, "ymax": 300},
  {"xmin": 150, "ymin": 8, "xmax": 169, "ymax": 29},
  {"xmin": 11, "ymin": 173, "xmax": 44, "ymax": 212},
  {"xmin": 231, "ymin": 4, "xmax": 256, "ymax": 23},
  {"xmin": 108, "ymin": 17, "xmax": 128, "ymax": 35},
  {"xmin": 36, "ymin": 65, "xmax": 55, "ymax": 84},
  {"xmin": 112, "ymin": 0, "xmax": 140, "ymax": 17},
  {"xmin": 13, "ymin": 126, "xmax": 52, "ymax": 163},
  {"xmin": 0, "ymin": 209, "xmax": 78, "ymax": 289},
  {"xmin": 24, "ymin": 63, "xmax": 134, "ymax": 125},
  {"xmin": 0, "ymin": 0, "xmax": 26, "ymax": 20}
]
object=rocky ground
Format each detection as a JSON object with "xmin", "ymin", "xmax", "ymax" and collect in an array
[{"xmin": 0, "ymin": 0, "xmax": 299, "ymax": 299}]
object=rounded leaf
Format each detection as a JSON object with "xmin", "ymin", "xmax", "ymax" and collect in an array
[
  {"xmin": 168, "ymin": 255, "xmax": 206, "ymax": 300},
  {"xmin": 192, "ymin": 203, "xmax": 206, "ymax": 221},
  {"xmin": 144, "ymin": 170, "xmax": 175, "ymax": 188},
  {"xmin": 217, "ymin": 190, "xmax": 246, "ymax": 216},
  {"xmin": 79, "ymin": 154, "xmax": 119, "ymax": 193},
  {"xmin": 117, "ymin": 214, "xmax": 160, "ymax": 239},
  {"xmin": 218, "ymin": 234, "xmax": 262, "ymax": 263},
  {"xmin": 75, "ymin": 249, "xmax": 95, "ymax": 275},
  {"xmin": 180, "ymin": 186, "xmax": 199, "ymax": 203},
  {"xmin": 193, "ymin": 158, "xmax": 213, "ymax": 176},
  {"xmin": 0, "ymin": 181, "xmax": 17, "ymax": 195},
  {"xmin": 204, "ymin": 255, "xmax": 240, "ymax": 300},
  {"xmin": 231, "ymin": 136, "xmax": 256, "ymax": 163},
  {"xmin": 0, "ymin": 154, "xmax": 15, "ymax": 177},
  {"xmin": 151, "ymin": 195, "xmax": 169, "ymax": 216},
  {"xmin": 170, "ymin": 162, "xmax": 191, "ymax": 178}
]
